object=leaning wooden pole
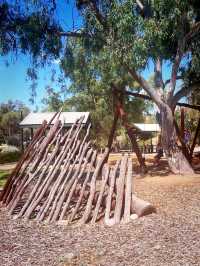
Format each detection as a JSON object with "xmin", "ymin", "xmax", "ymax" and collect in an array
[
  {"xmin": 114, "ymin": 155, "xmax": 128, "ymax": 224},
  {"xmin": 107, "ymin": 109, "xmax": 119, "ymax": 152},
  {"xmin": 0, "ymin": 120, "xmax": 47, "ymax": 202},
  {"xmin": 69, "ymin": 150, "xmax": 97, "ymax": 223},
  {"xmin": 91, "ymin": 164, "xmax": 110, "ymax": 224},
  {"xmin": 190, "ymin": 117, "xmax": 200, "ymax": 158},
  {"xmin": 123, "ymin": 157, "xmax": 133, "ymax": 223},
  {"xmin": 79, "ymin": 148, "xmax": 109, "ymax": 225},
  {"xmin": 104, "ymin": 160, "xmax": 120, "ymax": 226},
  {"xmin": 114, "ymin": 88, "xmax": 147, "ymax": 174},
  {"xmin": 1, "ymin": 115, "xmax": 156, "ymax": 226}
]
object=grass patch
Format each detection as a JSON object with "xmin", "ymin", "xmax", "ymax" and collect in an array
[{"xmin": 0, "ymin": 170, "xmax": 10, "ymax": 187}]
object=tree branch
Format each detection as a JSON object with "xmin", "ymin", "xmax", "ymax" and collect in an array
[
  {"xmin": 177, "ymin": 102, "xmax": 200, "ymax": 111},
  {"xmin": 171, "ymin": 82, "xmax": 200, "ymax": 108},
  {"xmin": 112, "ymin": 86, "xmax": 200, "ymax": 111},
  {"xmin": 56, "ymin": 31, "xmax": 90, "ymax": 38},
  {"xmin": 154, "ymin": 57, "xmax": 164, "ymax": 89},
  {"xmin": 164, "ymin": 76, "xmax": 182, "ymax": 87},
  {"xmin": 88, "ymin": 2, "xmax": 107, "ymax": 28},
  {"xmin": 185, "ymin": 21, "xmax": 200, "ymax": 42},
  {"xmin": 171, "ymin": 86, "xmax": 190, "ymax": 108},
  {"xmin": 169, "ymin": 39, "xmax": 184, "ymax": 99},
  {"xmin": 123, "ymin": 90, "xmax": 151, "ymax": 101},
  {"xmin": 136, "ymin": 0, "xmax": 144, "ymax": 11},
  {"xmin": 125, "ymin": 65, "xmax": 163, "ymax": 107},
  {"xmin": 169, "ymin": 21, "xmax": 200, "ymax": 100}
]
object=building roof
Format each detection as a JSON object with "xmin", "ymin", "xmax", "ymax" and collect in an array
[
  {"xmin": 19, "ymin": 112, "xmax": 90, "ymax": 128},
  {"xmin": 134, "ymin": 123, "xmax": 160, "ymax": 132}
]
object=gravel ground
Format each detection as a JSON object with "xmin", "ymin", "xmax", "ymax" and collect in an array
[{"xmin": 0, "ymin": 174, "xmax": 200, "ymax": 266}]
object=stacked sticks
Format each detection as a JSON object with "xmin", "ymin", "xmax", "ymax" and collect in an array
[{"xmin": 0, "ymin": 113, "xmax": 156, "ymax": 225}]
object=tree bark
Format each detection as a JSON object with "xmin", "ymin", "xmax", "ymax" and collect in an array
[{"xmin": 159, "ymin": 104, "xmax": 194, "ymax": 175}]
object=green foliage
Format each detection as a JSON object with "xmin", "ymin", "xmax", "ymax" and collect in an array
[
  {"xmin": 76, "ymin": 0, "xmax": 200, "ymax": 95},
  {"xmin": 0, "ymin": 150, "xmax": 21, "ymax": 164},
  {"xmin": 0, "ymin": 100, "xmax": 29, "ymax": 144},
  {"xmin": 0, "ymin": 1, "xmax": 62, "ymax": 61},
  {"xmin": 1, "ymin": 0, "xmax": 200, "ymax": 151},
  {"xmin": 42, "ymin": 87, "xmax": 64, "ymax": 111},
  {"xmin": 0, "ymin": 170, "xmax": 10, "ymax": 187}
]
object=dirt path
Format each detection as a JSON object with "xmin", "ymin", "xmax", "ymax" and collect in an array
[{"xmin": 0, "ymin": 173, "xmax": 199, "ymax": 266}]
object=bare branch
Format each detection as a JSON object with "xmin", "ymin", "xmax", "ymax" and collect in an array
[
  {"xmin": 169, "ymin": 20, "xmax": 200, "ymax": 99},
  {"xmin": 169, "ymin": 39, "xmax": 185, "ymax": 99},
  {"xmin": 154, "ymin": 57, "xmax": 164, "ymax": 89},
  {"xmin": 136, "ymin": 0, "xmax": 144, "ymax": 11},
  {"xmin": 112, "ymin": 86, "xmax": 200, "ymax": 111},
  {"xmin": 57, "ymin": 31, "xmax": 90, "ymax": 38},
  {"xmin": 88, "ymin": 2, "xmax": 107, "ymax": 28},
  {"xmin": 177, "ymin": 102, "xmax": 200, "ymax": 111},
  {"xmin": 171, "ymin": 82, "xmax": 200, "ymax": 108},
  {"xmin": 185, "ymin": 21, "xmax": 200, "ymax": 42},
  {"xmin": 125, "ymin": 65, "xmax": 162, "ymax": 107},
  {"xmin": 164, "ymin": 76, "xmax": 182, "ymax": 87},
  {"xmin": 171, "ymin": 86, "xmax": 190, "ymax": 107}
]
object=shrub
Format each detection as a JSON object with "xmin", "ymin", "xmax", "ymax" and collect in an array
[
  {"xmin": 0, "ymin": 144, "xmax": 19, "ymax": 153},
  {"xmin": 0, "ymin": 170, "xmax": 10, "ymax": 187},
  {"xmin": 0, "ymin": 145, "xmax": 21, "ymax": 163},
  {"xmin": 6, "ymin": 135, "xmax": 20, "ymax": 147}
]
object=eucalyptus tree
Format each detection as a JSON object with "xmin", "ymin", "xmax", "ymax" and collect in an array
[
  {"xmin": 1, "ymin": 0, "xmax": 200, "ymax": 174},
  {"xmin": 0, "ymin": 100, "xmax": 29, "ymax": 142},
  {"xmin": 69, "ymin": 0, "xmax": 200, "ymax": 174},
  {"xmin": 60, "ymin": 39, "xmax": 148, "ymax": 149}
]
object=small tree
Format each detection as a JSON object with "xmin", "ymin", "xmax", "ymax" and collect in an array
[{"xmin": 0, "ymin": 100, "xmax": 29, "ymax": 145}]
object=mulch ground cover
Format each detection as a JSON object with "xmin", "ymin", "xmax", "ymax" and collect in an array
[{"xmin": 0, "ymin": 170, "xmax": 199, "ymax": 266}]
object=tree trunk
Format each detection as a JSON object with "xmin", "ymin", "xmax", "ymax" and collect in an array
[{"xmin": 159, "ymin": 104, "xmax": 194, "ymax": 175}]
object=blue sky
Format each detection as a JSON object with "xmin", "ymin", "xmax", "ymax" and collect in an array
[
  {"xmin": 0, "ymin": 55, "xmax": 60, "ymax": 110},
  {"xmin": 0, "ymin": 1, "xmax": 174, "ymax": 111},
  {"xmin": 0, "ymin": 0, "xmax": 82, "ymax": 111},
  {"xmin": 0, "ymin": 55, "xmax": 171, "ymax": 111}
]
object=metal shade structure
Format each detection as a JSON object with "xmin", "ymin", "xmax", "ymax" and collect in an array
[
  {"xmin": 19, "ymin": 112, "xmax": 90, "ymax": 128},
  {"xmin": 134, "ymin": 123, "xmax": 160, "ymax": 133}
]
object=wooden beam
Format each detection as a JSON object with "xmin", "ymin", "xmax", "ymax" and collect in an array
[
  {"xmin": 120, "ymin": 89, "xmax": 200, "ymax": 111},
  {"xmin": 180, "ymin": 108, "xmax": 185, "ymax": 140},
  {"xmin": 190, "ymin": 117, "xmax": 200, "ymax": 157}
]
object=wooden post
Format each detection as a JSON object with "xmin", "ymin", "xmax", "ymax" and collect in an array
[
  {"xmin": 114, "ymin": 155, "xmax": 128, "ymax": 224},
  {"xmin": 180, "ymin": 108, "xmax": 185, "ymax": 140},
  {"xmin": 103, "ymin": 110, "xmax": 119, "ymax": 165},
  {"xmin": 150, "ymin": 138, "xmax": 153, "ymax": 153},
  {"xmin": 174, "ymin": 119, "xmax": 191, "ymax": 162},
  {"xmin": 21, "ymin": 128, "xmax": 24, "ymax": 152},
  {"xmin": 107, "ymin": 111, "xmax": 119, "ymax": 151},
  {"xmin": 30, "ymin": 128, "xmax": 34, "ymax": 140},
  {"xmin": 123, "ymin": 158, "xmax": 133, "ymax": 223},
  {"xmin": 20, "ymin": 111, "xmax": 24, "ymax": 152},
  {"xmin": 190, "ymin": 117, "xmax": 200, "ymax": 158},
  {"xmin": 113, "ymin": 89, "xmax": 147, "ymax": 174}
]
